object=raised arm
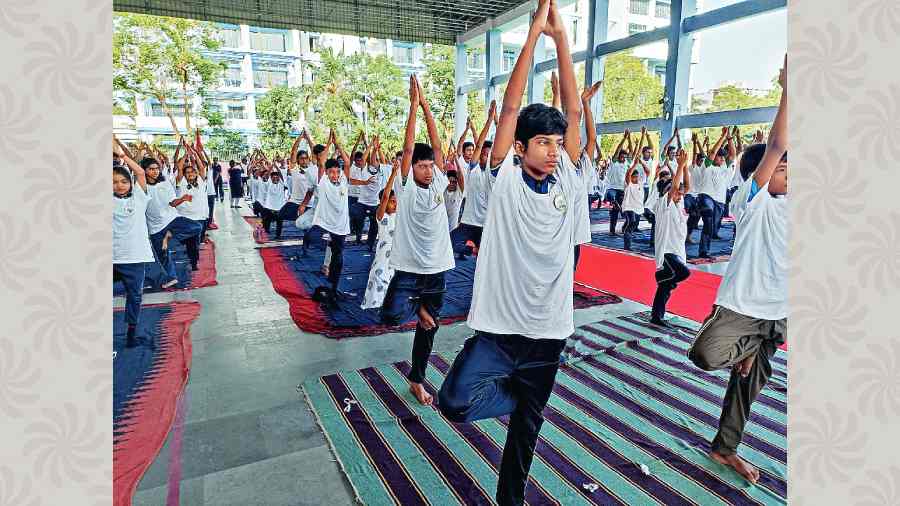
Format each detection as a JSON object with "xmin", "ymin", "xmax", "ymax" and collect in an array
[
  {"xmin": 670, "ymin": 148, "xmax": 688, "ymax": 202},
  {"xmin": 659, "ymin": 130, "xmax": 677, "ymax": 163},
  {"xmin": 630, "ymin": 129, "xmax": 644, "ymax": 160},
  {"xmin": 456, "ymin": 119, "xmax": 470, "ymax": 155},
  {"xmin": 333, "ymin": 135, "xmax": 352, "ymax": 181},
  {"xmin": 473, "ymin": 100, "xmax": 497, "ymax": 166},
  {"xmin": 289, "ymin": 132, "xmax": 302, "ymax": 172},
  {"xmin": 625, "ymin": 152, "xmax": 639, "ymax": 183},
  {"xmin": 550, "ymin": 71, "xmax": 561, "ymax": 111},
  {"xmin": 116, "ymin": 145, "xmax": 147, "ymax": 193},
  {"xmin": 547, "ymin": 0, "xmax": 583, "ymax": 161},
  {"xmin": 754, "ymin": 56, "xmax": 787, "ymax": 187},
  {"xmin": 726, "ymin": 128, "xmax": 737, "ymax": 164},
  {"xmin": 709, "ymin": 126, "xmax": 728, "ymax": 163},
  {"xmin": 376, "ymin": 160, "xmax": 400, "ymax": 222},
  {"xmin": 645, "ymin": 128, "xmax": 655, "ymax": 157},
  {"xmin": 416, "ymin": 74, "xmax": 445, "ymax": 171},
  {"xmin": 612, "ymin": 132, "xmax": 627, "ymax": 161},
  {"xmin": 581, "ymin": 81, "xmax": 602, "ymax": 159},
  {"xmin": 400, "ymin": 74, "xmax": 418, "ymax": 180},
  {"xmin": 490, "ymin": 0, "xmax": 551, "ymax": 168}
]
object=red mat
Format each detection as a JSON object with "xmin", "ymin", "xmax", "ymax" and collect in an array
[
  {"xmin": 260, "ymin": 246, "xmax": 621, "ymax": 339},
  {"xmin": 575, "ymin": 245, "xmax": 787, "ymax": 349},
  {"xmin": 113, "ymin": 301, "xmax": 200, "ymax": 506},
  {"xmin": 190, "ymin": 238, "xmax": 218, "ymax": 289}
]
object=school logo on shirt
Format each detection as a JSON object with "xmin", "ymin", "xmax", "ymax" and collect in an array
[
  {"xmin": 339, "ymin": 188, "xmax": 346, "ymax": 196},
  {"xmin": 434, "ymin": 193, "xmax": 443, "ymax": 205},
  {"xmin": 553, "ymin": 192, "xmax": 567, "ymax": 213}
]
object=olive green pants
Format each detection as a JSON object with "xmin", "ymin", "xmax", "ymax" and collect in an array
[{"xmin": 687, "ymin": 305, "xmax": 786, "ymax": 456}]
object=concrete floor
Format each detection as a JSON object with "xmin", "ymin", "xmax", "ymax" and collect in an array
[{"xmin": 120, "ymin": 197, "xmax": 718, "ymax": 506}]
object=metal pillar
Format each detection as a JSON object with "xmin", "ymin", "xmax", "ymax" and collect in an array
[
  {"xmin": 527, "ymin": 24, "xmax": 546, "ymax": 105},
  {"xmin": 454, "ymin": 43, "xmax": 469, "ymax": 139},
  {"xmin": 661, "ymin": 0, "xmax": 697, "ymax": 144},
  {"xmin": 485, "ymin": 29, "xmax": 502, "ymax": 109},
  {"xmin": 584, "ymin": 0, "xmax": 609, "ymax": 144}
]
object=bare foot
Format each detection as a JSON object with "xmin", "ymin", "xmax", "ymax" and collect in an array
[
  {"xmin": 161, "ymin": 231, "xmax": 172, "ymax": 251},
  {"xmin": 409, "ymin": 383, "xmax": 433, "ymax": 405},
  {"xmin": 417, "ymin": 306, "xmax": 436, "ymax": 330},
  {"xmin": 710, "ymin": 451, "xmax": 760, "ymax": 483},
  {"xmin": 734, "ymin": 354, "xmax": 755, "ymax": 378}
]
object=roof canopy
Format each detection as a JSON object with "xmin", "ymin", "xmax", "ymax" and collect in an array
[{"xmin": 113, "ymin": 0, "xmax": 529, "ymax": 45}]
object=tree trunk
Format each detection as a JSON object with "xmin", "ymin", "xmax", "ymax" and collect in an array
[
  {"xmin": 181, "ymin": 74, "xmax": 192, "ymax": 136},
  {"xmin": 156, "ymin": 94, "xmax": 182, "ymax": 141}
]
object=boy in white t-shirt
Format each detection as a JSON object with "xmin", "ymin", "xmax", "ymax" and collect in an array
[
  {"xmin": 644, "ymin": 132, "xmax": 679, "ymax": 247},
  {"xmin": 603, "ymin": 132, "xmax": 632, "ymax": 235},
  {"xmin": 688, "ymin": 57, "xmax": 787, "ymax": 485},
  {"xmin": 455, "ymin": 102, "xmax": 497, "ymax": 260},
  {"xmin": 694, "ymin": 128, "xmax": 729, "ymax": 258},
  {"xmin": 437, "ymin": 2, "xmax": 589, "ymax": 503},
  {"xmin": 381, "ymin": 75, "xmax": 455, "ymax": 406},
  {"xmin": 650, "ymin": 148, "xmax": 692, "ymax": 326},
  {"xmin": 621, "ymin": 149, "xmax": 645, "ymax": 251}
]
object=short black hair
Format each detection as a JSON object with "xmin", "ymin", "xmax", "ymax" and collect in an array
[
  {"xmin": 378, "ymin": 188, "xmax": 395, "ymax": 200},
  {"xmin": 515, "ymin": 104, "xmax": 567, "ymax": 150},
  {"xmin": 666, "ymin": 145, "xmax": 677, "ymax": 153},
  {"xmin": 395, "ymin": 150, "xmax": 403, "ymax": 159},
  {"xmin": 462, "ymin": 141, "xmax": 475, "ymax": 150},
  {"xmin": 229, "ymin": 160, "xmax": 236, "ymax": 167},
  {"xmin": 738, "ymin": 143, "xmax": 766, "ymax": 180},
  {"xmin": 139, "ymin": 157, "xmax": 159, "ymax": 170},
  {"xmin": 298, "ymin": 149, "xmax": 309, "ymax": 157},
  {"xmin": 446, "ymin": 169, "xmax": 458, "ymax": 179},
  {"xmin": 411, "ymin": 143, "xmax": 434, "ymax": 165},
  {"xmin": 716, "ymin": 148, "xmax": 728, "ymax": 158},
  {"xmin": 353, "ymin": 151, "xmax": 364, "ymax": 160},
  {"xmin": 113, "ymin": 166, "xmax": 133, "ymax": 189},
  {"xmin": 313, "ymin": 144, "xmax": 327, "ymax": 155},
  {"xmin": 483, "ymin": 140, "xmax": 493, "ymax": 149},
  {"xmin": 325, "ymin": 159, "xmax": 340, "ymax": 170}
]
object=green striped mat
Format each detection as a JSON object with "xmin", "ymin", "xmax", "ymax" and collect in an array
[{"xmin": 303, "ymin": 312, "xmax": 787, "ymax": 506}]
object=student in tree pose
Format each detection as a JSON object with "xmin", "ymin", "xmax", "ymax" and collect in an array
[
  {"xmin": 437, "ymin": 2, "xmax": 590, "ymax": 503},
  {"xmin": 696, "ymin": 127, "xmax": 731, "ymax": 258},
  {"xmin": 261, "ymin": 168, "xmax": 289, "ymax": 238},
  {"xmin": 688, "ymin": 56, "xmax": 787, "ymax": 485},
  {"xmin": 684, "ymin": 132, "xmax": 706, "ymax": 243},
  {"xmin": 650, "ymin": 147, "xmax": 692, "ymax": 327},
  {"xmin": 456, "ymin": 116, "xmax": 479, "ymax": 172},
  {"xmin": 355, "ymin": 137, "xmax": 386, "ymax": 251},
  {"xmin": 172, "ymin": 139, "xmax": 209, "ymax": 271},
  {"xmin": 227, "ymin": 160, "xmax": 244, "ymax": 208},
  {"xmin": 721, "ymin": 125, "xmax": 744, "ymax": 237},
  {"xmin": 444, "ymin": 145, "xmax": 466, "ymax": 233},
  {"xmin": 621, "ymin": 139, "xmax": 646, "ymax": 251},
  {"xmin": 280, "ymin": 129, "xmax": 322, "ymax": 252},
  {"xmin": 381, "ymin": 74, "xmax": 455, "ymax": 406},
  {"xmin": 360, "ymin": 160, "xmax": 401, "ymax": 310},
  {"xmin": 112, "ymin": 138, "xmax": 156, "ymax": 346},
  {"xmin": 604, "ymin": 131, "xmax": 631, "ymax": 235},
  {"xmin": 635, "ymin": 126, "xmax": 655, "ymax": 203},
  {"xmin": 455, "ymin": 101, "xmax": 497, "ymax": 259},
  {"xmin": 644, "ymin": 129, "xmax": 680, "ymax": 247}
]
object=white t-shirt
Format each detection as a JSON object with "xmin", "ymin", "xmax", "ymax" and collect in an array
[
  {"xmin": 622, "ymin": 181, "xmax": 644, "ymax": 214},
  {"xmin": 348, "ymin": 164, "xmax": 364, "ymax": 197},
  {"xmin": 687, "ymin": 165, "xmax": 704, "ymax": 196},
  {"xmin": 573, "ymin": 153, "xmax": 595, "ymax": 241},
  {"xmin": 206, "ymin": 169, "xmax": 217, "ymax": 196},
  {"xmin": 357, "ymin": 165, "xmax": 382, "ymax": 206},
  {"xmin": 729, "ymin": 176, "xmax": 754, "ymax": 226},
  {"xmin": 715, "ymin": 182, "xmax": 788, "ymax": 320},
  {"xmin": 606, "ymin": 161, "xmax": 629, "ymax": 191},
  {"xmin": 460, "ymin": 165, "xmax": 491, "ymax": 227},
  {"xmin": 249, "ymin": 177, "xmax": 260, "ymax": 202},
  {"xmin": 175, "ymin": 177, "xmax": 210, "ymax": 221},
  {"xmin": 653, "ymin": 196, "xmax": 688, "ymax": 268},
  {"xmin": 729, "ymin": 164, "xmax": 744, "ymax": 189},
  {"xmin": 312, "ymin": 173, "xmax": 351, "ymax": 236},
  {"xmin": 145, "ymin": 180, "xmax": 179, "ymax": 235},
  {"xmin": 288, "ymin": 167, "xmax": 313, "ymax": 205},
  {"xmin": 467, "ymin": 149, "xmax": 590, "ymax": 341},
  {"xmin": 389, "ymin": 168, "xmax": 455, "ymax": 275},
  {"xmin": 445, "ymin": 187, "xmax": 465, "ymax": 232},
  {"xmin": 637, "ymin": 157, "xmax": 654, "ymax": 187},
  {"xmin": 703, "ymin": 161, "xmax": 733, "ymax": 203},
  {"xmin": 264, "ymin": 180, "xmax": 288, "ymax": 211},
  {"xmin": 113, "ymin": 185, "xmax": 155, "ymax": 264}
]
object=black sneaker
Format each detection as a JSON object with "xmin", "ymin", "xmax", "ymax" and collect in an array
[{"xmin": 650, "ymin": 318, "xmax": 675, "ymax": 330}]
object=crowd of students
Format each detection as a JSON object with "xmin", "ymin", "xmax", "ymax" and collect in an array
[{"xmin": 113, "ymin": 0, "xmax": 787, "ymax": 501}]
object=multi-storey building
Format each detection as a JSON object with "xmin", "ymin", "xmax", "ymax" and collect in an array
[{"xmin": 114, "ymin": 24, "xmax": 427, "ymax": 148}]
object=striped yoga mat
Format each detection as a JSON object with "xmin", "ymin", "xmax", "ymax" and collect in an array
[{"xmin": 303, "ymin": 312, "xmax": 787, "ymax": 506}]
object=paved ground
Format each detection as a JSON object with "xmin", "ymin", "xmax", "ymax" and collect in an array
[{"xmin": 119, "ymin": 195, "xmax": 717, "ymax": 506}]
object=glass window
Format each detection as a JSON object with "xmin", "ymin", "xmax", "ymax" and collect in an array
[
  {"xmin": 250, "ymin": 31, "xmax": 286, "ymax": 52},
  {"xmin": 393, "ymin": 43, "xmax": 415, "ymax": 65},
  {"xmin": 628, "ymin": 23, "xmax": 647, "ymax": 35},
  {"xmin": 222, "ymin": 67, "xmax": 242, "ymax": 87},
  {"xmin": 148, "ymin": 101, "xmax": 188, "ymax": 117},
  {"xmin": 225, "ymin": 102, "xmax": 246, "ymax": 120},
  {"xmin": 599, "ymin": 45, "xmax": 667, "ymax": 124},
  {"xmin": 629, "ymin": 0, "xmax": 650, "ymax": 15},
  {"xmin": 309, "ymin": 35, "xmax": 319, "ymax": 52},
  {"xmin": 655, "ymin": 1, "xmax": 671, "ymax": 19},
  {"xmin": 465, "ymin": 41, "xmax": 486, "ymax": 84},
  {"xmin": 218, "ymin": 28, "xmax": 240, "ymax": 48},
  {"xmin": 253, "ymin": 68, "xmax": 288, "ymax": 88},
  {"xmin": 502, "ymin": 48, "xmax": 517, "ymax": 73}
]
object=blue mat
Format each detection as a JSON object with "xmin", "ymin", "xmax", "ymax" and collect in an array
[
  {"xmin": 591, "ymin": 221, "xmax": 734, "ymax": 263},
  {"xmin": 261, "ymin": 242, "xmax": 621, "ymax": 338}
]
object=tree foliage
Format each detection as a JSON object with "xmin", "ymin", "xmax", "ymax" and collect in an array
[
  {"xmin": 302, "ymin": 48, "xmax": 408, "ymax": 152},
  {"xmin": 255, "ymin": 85, "xmax": 304, "ymax": 154},
  {"xmin": 113, "ymin": 13, "xmax": 225, "ymax": 137}
]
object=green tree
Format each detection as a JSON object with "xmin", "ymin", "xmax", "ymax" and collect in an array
[
  {"xmin": 422, "ymin": 44, "xmax": 491, "ymax": 144},
  {"xmin": 113, "ymin": 13, "xmax": 226, "ymax": 138},
  {"xmin": 302, "ymin": 48, "xmax": 407, "ymax": 152},
  {"xmin": 689, "ymin": 73, "xmax": 781, "ymax": 146},
  {"xmin": 205, "ymin": 129, "xmax": 248, "ymax": 159},
  {"xmin": 255, "ymin": 85, "xmax": 304, "ymax": 154}
]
